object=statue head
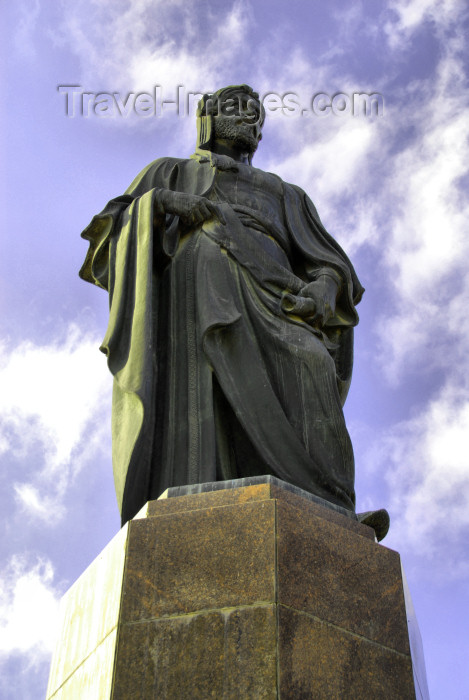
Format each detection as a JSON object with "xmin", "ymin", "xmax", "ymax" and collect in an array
[{"xmin": 196, "ymin": 85, "xmax": 265, "ymax": 164}]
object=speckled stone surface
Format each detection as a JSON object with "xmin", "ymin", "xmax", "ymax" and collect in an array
[
  {"xmin": 120, "ymin": 499, "xmax": 276, "ymax": 622},
  {"xmin": 138, "ymin": 482, "xmax": 274, "ymax": 518},
  {"xmin": 47, "ymin": 480, "xmax": 421, "ymax": 699},
  {"xmin": 276, "ymin": 500, "xmax": 410, "ymax": 654},
  {"xmin": 113, "ymin": 605, "xmax": 277, "ymax": 699},
  {"xmin": 278, "ymin": 605, "xmax": 415, "ymax": 699},
  {"xmin": 159, "ymin": 475, "xmax": 358, "ymax": 521},
  {"xmin": 139, "ymin": 479, "xmax": 375, "ymax": 541},
  {"xmin": 270, "ymin": 483, "xmax": 375, "ymax": 540}
]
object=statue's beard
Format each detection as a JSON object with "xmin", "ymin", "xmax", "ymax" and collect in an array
[{"xmin": 213, "ymin": 116, "xmax": 259, "ymax": 156}]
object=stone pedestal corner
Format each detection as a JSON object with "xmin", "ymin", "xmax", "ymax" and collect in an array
[{"xmin": 46, "ymin": 478, "xmax": 427, "ymax": 699}]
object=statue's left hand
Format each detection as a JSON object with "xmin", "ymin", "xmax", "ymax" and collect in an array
[{"xmin": 298, "ymin": 275, "xmax": 339, "ymax": 327}]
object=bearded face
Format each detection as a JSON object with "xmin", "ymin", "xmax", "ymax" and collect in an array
[{"xmin": 212, "ymin": 113, "xmax": 262, "ymax": 156}]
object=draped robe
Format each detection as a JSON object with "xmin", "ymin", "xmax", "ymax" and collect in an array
[{"xmin": 80, "ymin": 153, "xmax": 364, "ymax": 524}]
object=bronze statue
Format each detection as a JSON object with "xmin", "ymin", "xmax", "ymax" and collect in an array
[{"xmin": 80, "ymin": 85, "xmax": 380, "ymax": 530}]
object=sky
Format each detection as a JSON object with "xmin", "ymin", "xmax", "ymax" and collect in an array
[{"xmin": 1, "ymin": 0, "xmax": 469, "ymax": 697}]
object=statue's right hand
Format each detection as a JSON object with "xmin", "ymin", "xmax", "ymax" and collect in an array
[{"xmin": 158, "ymin": 191, "xmax": 226, "ymax": 228}]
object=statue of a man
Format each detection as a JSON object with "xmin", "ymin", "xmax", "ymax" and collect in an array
[{"xmin": 80, "ymin": 84, "xmax": 366, "ymax": 526}]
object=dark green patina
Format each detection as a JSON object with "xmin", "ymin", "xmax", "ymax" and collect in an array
[{"xmin": 80, "ymin": 85, "xmax": 377, "ymax": 530}]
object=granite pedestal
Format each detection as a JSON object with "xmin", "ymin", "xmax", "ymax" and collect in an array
[{"xmin": 46, "ymin": 477, "xmax": 426, "ymax": 699}]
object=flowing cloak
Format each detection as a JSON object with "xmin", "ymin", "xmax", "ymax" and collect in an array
[{"xmin": 79, "ymin": 155, "xmax": 364, "ymax": 524}]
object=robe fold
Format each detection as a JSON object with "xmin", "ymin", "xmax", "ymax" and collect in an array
[{"xmin": 80, "ymin": 155, "xmax": 364, "ymax": 524}]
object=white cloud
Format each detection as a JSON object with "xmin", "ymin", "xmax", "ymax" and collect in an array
[
  {"xmin": 274, "ymin": 116, "xmax": 375, "ymax": 195},
  {"xmin": 13, "ymin": 484, "xmax": 66, "ymax": 522},
  {"xmin": 270, "ymin": 114, "xmax": 382, "ymax": 252},
  {"xmin": 383, "ymin": 89, "xmax": 467, "ymax": 297},
  {"xmin": 0, "ymin": 555, "xmax": 61, "ymax": 661},
  {"xmin": 374, "ymin": 46, "xmax": 469, "ymax": 382},
  {"xmin": 58, "ymin": 0, "xmax": 251, "ymax": 92},
  {"xmin": 265, "ymin": 34, "xmax": 469, "ymax": 385},
  {"xmin": 251, "ymin": 2, "xmax": 469, "ymax": 389},
  {"xmin": 0, "ymin": 323, "xmax": 111, "ymax": 522},
  {"xmin": 385, "ymin": 0, "xmax": 466, "ymax": 48},
  {"xmin": 377, "ymin": 380, "xmax": 469, "ymax": 574},
  {"xmin": 51, "ymin": 0, "xmax": 253, "ymax": 149}
]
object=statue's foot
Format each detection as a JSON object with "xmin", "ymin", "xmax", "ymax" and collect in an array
[{"xmin": 357, "ymin": 509, "xmax": 390, "ymax": 542}]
